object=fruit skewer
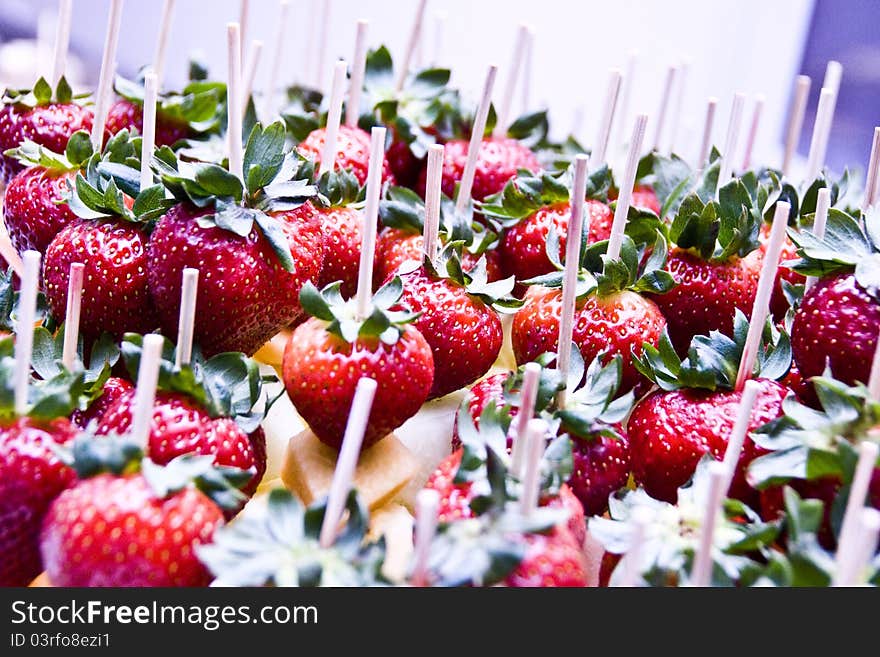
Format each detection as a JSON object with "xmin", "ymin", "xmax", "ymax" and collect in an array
[{"xmin": 90, "ymin": 0, "xmax": 123, "ymax": 149}]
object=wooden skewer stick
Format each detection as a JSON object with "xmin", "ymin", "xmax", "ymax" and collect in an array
[
  {"xmin": 804, "ymin": 88, "xmax": 835, "ymax": 184},
  {"xmin": 652, "ymin": 64, "xmax": 677, "ymax": 152},
  {"xmin": 315, "ymin": 0, "xmax": 333, "ymax": 90},
  {"xmin": 264, "ymin": 0, "xmax": 291, "ymax": 118},
  {"xmin": 90, "ymin": 0, "xmax": 124, "ymax": 149},
  {"xmin": 13, "ymin": 251, "xmax": 41, "ymax": 416},
  {"xmin": 319, "ymin": 377, "xmax": 378, "ymax": 547},
  {"xmin": 510, "ymin": 362, "xmax": 541, "ymax": 478},
  {"xmin": 422, "ymin": 145, "xmax": 445, "ymax": 268},
  {"xmin": 152, "ymin": 0, "xmax": 176, "ymax": 89},
  {"xmin": 613, "ymin": 50, "xmax": 638, "ymax": 163},
  {"xmin": 303, "ymin": 0, "xmax": 316, "ymax": 88},
  {"xmin": 695, "ymin": 97, "xmax": 718, "ymax": 170},
  {"xmin": 454, "ymin": 65, "xmax": 498, "ymax": 215},
  {"xmin": 238, "ymin": 0, "xmax": 250, "ymax": 56},
  {"xmin": 226, "ymin": 22, "xmax": 244, "ymax": 181},
  {"xmin": 837, "ymin": 508, "xmax": 880, "ymax": 586},
  {"xmin": 715, "ymin": 92, "xmax": 745, "ymax": 199},
  {"xmin": 618, "ymin": 506, "xmax": 652, "ymax": 587},
  {"xmin": 720, "ymin": 379, "xmax": 760, "ymax": 490},
  {"xmin": 395, "ymin": 0, "xmax": 428, "ymax": 92},
  {"xmin": 520, "ymin": 26, "xmax": 534, "ymax": 115},
  {"xmin": 556, "ymin": 154, "xmax": 590, "ymax": 407},
  {"xmin": 606, "ymin": 114, "xmax": 648, "ymax": 261},
  {"xmin": 61, "ymin": 262, "xmax": 85, "ymax": 371},
  {"xmin": 319, "ymin": 60, "xmax": 349, "ymax": 176},
  {"xmin": 781, "ymin": 75, "xmax": 811, "ymax": 177},
  {"xmin": 734, "ymin": 201, "xmax": 791, "ymax": 391},
  {"xmin": 51, "ymin": 0, "xmax": 73, "ymax": 86},
  {"xmin": 823, "ymin": 60, "xmax": 843, "ymax": 102},
  {"xmin": 519, "ymin": 418, "xmax": 547, "ymax": 516},
  {"xmin": 431, "ymin": 11, "xmax": 446, "ymax": 67},
  {"xmin": 493, "ymin": 24, "xmax": 529, "ymax": 138},
  {"xmin": 591, "ymin": 69, "xmax": 622, "ymax": 169},
  {"xmin": 804, "ymin": 187, "xmax": 831, "ymax": 292},
  {"xmin": 139, "ymin": 70, "xmax": 158, "ymax": 192},
  {"xmin": 832, "ymin": 440, "xmax": 880, "ymax": 586},
  {"xmin": 411, "ymin": 489, "xmax": 440, "ymax": 586},
  {"xmin": 355, "ymin": 127, "xmax": 387, "ymax": 319},
  {"xmin": 129, "ymin": 333, "xmax": 164, "ymax": 449},
  {"xmin": 242, "ymin": 39, "xmax": 264, "ymax": 108},
  {"xmin": 345, "ymin": 20, "xmax": 369, "ymax": 128},
  {"xmin": 666, "ymin": 59, "xmax": 689, "ymax": 155},
  {"xmin": 862, "ymin": 127, "xmax": 880, "ymax": 210},
  {"xmin": 174, "ymin": 268, "xmax": 199, "ymax": 369},
  {"xmin": 690, "ymin": 460, "xmax": 728, "ymax": 587},
  {"xmin": 740, "ymin": 94, "xmax": 765, "ymax": 171}
]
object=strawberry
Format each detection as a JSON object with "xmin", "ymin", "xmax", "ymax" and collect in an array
[
  {"xmin": 297, "ymin": 124, "xmax": 394, "ymax": 186},
  {"xmin": 418, "ymin": 136, "xmax": 540, "ymax": 203},
  {"xmin": 786, "ymin": 207, "xmax": 880, "ymax": 394},
  {"xmin": 424, "ymin": 450, "xmax": 476, "ymax": 524},
  {"xmin": 630, "ymin": 314, "xmax": 793, "ymax": 504},
  {"xmin": 282, "ymin": 277, "xmax": 434, "ymax": 450},
  {"xmin": 104, "ymin": 75, "xmax": 226, "ymax": 147},
  {"xmin": 39, "ymin": 441, "xmax": 242, "ymax": 587},
  {"xmin": 503, "ymin": 526, "xmax": 587, "ymax": 587},
  {"xmin": 70, "ymin": 376, "xmax": 133, "ymax": 429},
  {"xmin": 0, "ymin": 417, "xmax": 78, "ymax": 586},
  {"xmin": 392, "ymin": 248, "xmax": 518, "ymax": 399},
  {"xmin": 451, "ymin": 372, "xmax": 511, "ymax": 450},
  {"xmin": 0, "ymin": 77, "xmax": 93, "ymax": 183},
  {"xmin": 765, "ymin": 229, "xmax": 802, "ymax": 320},
  {"xmin": 648, "ymin": 172, "xmax": 776, "ymax": 355},
  {"xmin": 758, "ymin": 477, "xmax": 840, "ymax": 548},
  {"xmin": 631, "ymin": 185, "xmax": 661, "ymax": 215},
  {"xmin": 148, "ymin": 122, "xmax": 323, "ymax": 356},
  {"xmin": 386, "ymin": 138, "xmax": 422, "ymax": 189}
]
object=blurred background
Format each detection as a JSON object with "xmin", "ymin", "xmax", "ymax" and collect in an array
[{"xmin": 0, "ymin": 0, "xmax": 877, "ymax": 177}]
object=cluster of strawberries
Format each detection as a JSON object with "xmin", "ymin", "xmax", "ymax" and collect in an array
[{"xmin": 0, "ymin": 26, "xmax": 878, "ymax": 588}]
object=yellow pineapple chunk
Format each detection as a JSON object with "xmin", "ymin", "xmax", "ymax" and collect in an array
[{"xmin": 281, "ymin": 429, "xmax": 418, "ymax": 510}]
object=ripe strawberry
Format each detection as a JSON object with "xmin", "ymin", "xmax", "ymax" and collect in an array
[
  {"xmin": 386, "ymin": 138, "xmax": 422, "ymax": 189},
  {"xmin": 503, "ymin": 526, "xmax": 588, "ymax": 587},
  {"xmin": 70, "ymin": 376, "xmax": 133, "ymax": 429},
  {"xmin": 297, "ymin": 124, "xmax": 395, "ymax": 186},
  {"xmin": 512, "ymin": 285, "xmax": 666, "ymax": 394},
  {"xmin": 97, "ymin": 390, "xmax": 266, "ymax": 497},
  {"xmin": 653, "ymin": 247, "xmax": 763, "ymax": 355},
  {"xmin": 394, "ymin": 252, "xmax": 514, "ymax": 399},
  {"xmin": 3, "ymin": 167, "xmax": 78, "ymax": 253},
  {"xmin": 315, "ymin": 203, "xmax": 362, "ymax": 296},
  {"xmin": 451, "ymin": 372, "xmax": 511, "ymax": 450},
  {"xmin": 499, "ymin": 200, "xmax": 613, "ymax": 283},
  {"xmin": 41, "ymin": 470, "xmax": 223, "ymax": 587},
  {"xmin": 0, "ymin": 417, "xmax": 78, "ymax": 586},
  {"xmin": 419, "ymin": 137, "xmax": 540, "ymax": 203},
  {"xmin": 425, "ymin": 449, "xmax": 475, "ymax": 524},
  {"xmin": 282, "ymin": 278, "xmax": 434, "ymax": 450},
  {"xmin": 0, "ymin": 78, "xmax": 93, "ymax": 183},
  {"xmin": 762, "ymin": 224, "xmax": 802, "ymax": 320},
  {"xmin": 758, "ymin": 478, "xmax": 840, "ymax": 548},
  {"xmin": 791, "ymin": 273, "xmax": 879, "ymax": 392},
  {"xmin": 105, "ymin": 99, "xmax": 190, "ymax": 147},
  {"xmin": 568, "ymin": 431, "xmax": 631, "ymax": 516}
]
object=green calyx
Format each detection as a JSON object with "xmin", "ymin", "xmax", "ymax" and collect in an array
[
  {"xmin": 120, "ymin": 333, "xmax": 274, "ymax": 434},
  {"xmin": 313, "ymin": 167, "xmax": 364, "ymax": 207},
  {"xmin": 747, "ymin": 373, "xmax": 880, "ymax": 491},
  {"xmin": 589, "ymin": 455, "xmax": 781, "ymax": 587},
  {"xmin": 635, "ymin": 151, "xmax": 694, "ymax": 218},
  {"xmin": 633, "ymin": 309, "xmax": 792, "ymax": 392},
  {"xmin": 114, "ymin": 74, "xmax": 227, "ymax": 136},
  {"xmin": 3, "ymin": 129, "xmax": 94, "ymax": 173},
  {"xmin": 2, "ymin": 76, "xmax": 86, "ymax": 108},
  {"xmin": 0, "ymin": 268, "xmax": 49, "ymax": 334},
  {"xmin": 299, "ymin": 277, "xmax": 419, "ymax": 345},
  {"xmin": 152, "ymin": 121, "xmax": 317, "ymax": 272},
  {"xmin": 197, "ymin": 488, "xmax": 388, "ymax": 587},
  {"xmin": 280, "ymin": 85, "xmax": 324, "ymax": 142}
]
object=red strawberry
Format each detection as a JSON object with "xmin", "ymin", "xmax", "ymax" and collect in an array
[
  {"xmin": 70, "ymin": 376, "xmax": 133, "ymax": 429},
  {"xmin": 791, "ymin": 273, "xmax": 879, "ymax": 392},
  {"xmin": 762, "ymin": 225, "xmax": 802, "ymax": 320},
  {"xmin": 395, "ymin": 263, "xmax": 506, "ymax": 399},
  {"xmin": 40, "ymin": 471, "xmax": 223, "ymax": 586},
  {"xmin": 543, "ymin": 484, "xmax": 587, "ymax": 548},
  {"xmin": 147, "ymin": 202, "xmax": 324, "ymax": 356},
  {"xmin": 0, "ymin": 91, "xmax": 93, "ymax": 183},
  {"xmin": 105, "ymin": 98, "xmax": 190, "ymax": 147},
  {"xmin": 0, "ymin": 417, "xmax": 78, "ymax": 586},
  {"xmin": 313, "ymin": 203, "xmax": 362, "ymax": 297},
  {"xmin": 568, "ymin": 431, "xmax": 631, "ymax": 517},
  {"xmin": 628, "ymin": 378, "xmax": 788, "ymax": 504},
  {"xmin": 503, "ymin": 526, "xmax": 588, "ymax": 587},
  {"xmin": 451, "ymin": 372, "xmax": 511, "ymax": 450},
  {"xmin": 512, "ymin": 286, "xmax": 666, "ymax": 394},
  {"xmin": 758, "ymin": 477, "xmax": 840, "ymax": 548},
  {"xmin": 499, "ymin": 200, "xmax": 614, "ymax": 283},
  {"xmin": 3, "ymin": 166, "xmax": 79, "ymax": 253},
  {"xmin": 386, "ymin": 138, "xmax": 422, "ymax": 189},
  {"xmin": 282, "ymin": 279, "xmax": 434, "ymax": 450},
  {"xmin": 418, "ymin": 137, "xmax": 540, "ymax": 203},
  {"xmin": 96, "ymin": 390, "xmax": 266, "ymax": 497},
  {"xmin": 652, "ymin": 247, "xmax": 763, "ymax": 355},
  {"xmin": 297, "ymin": 125, "xmax": 395, "ymax": 186},
  {"xmin": 374, "ymin": 228, "xmax": 504, "ymax": 286},
  {"xmin": 43, "ymin": 219, "xmax": 158, "ymax": 340}
]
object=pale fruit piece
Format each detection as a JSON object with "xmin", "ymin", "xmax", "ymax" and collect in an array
[
  {"xmin": 29, "ymin": 572, "xmax": 52, "ymax": 587},
  {"xmin": 281, "ymin": 429, "xmax": 418, "ymax": 510},
  {"xmin": 260, "ymin": 379, "xmax": 305, "ymax": 482},
  {"xmin": 496, "ymin": 313, "xmax": 517, "ymax": 371},
  {"xmin": 367, "ymin": 504, "xmax": 415, "ymax": 584},
  {"xmin": 582, "ymin": 531, "xmax": 603, "ymax": 588},
  {"xmin": 253, "ymin": 330, "xmax": 291, "ymax": 375}
]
